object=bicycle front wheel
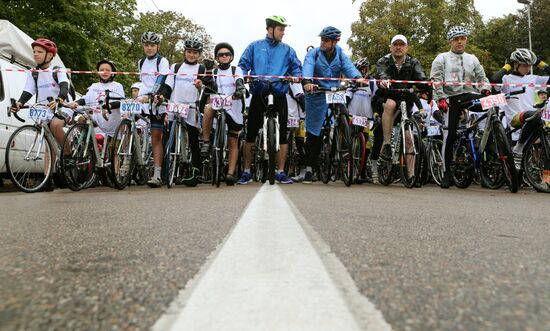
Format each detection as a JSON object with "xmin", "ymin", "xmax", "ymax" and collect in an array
[
  {"xmin": 111, "ymin": 119, "xmax": 135, "ymax": 190},
  {"xmin": 6, "ymin": 125, "xmax": 55, "ymax": 193},
  {"xmin": 399, "ymin": 120, "xmax": 422, "ymax": 188},
  {"xmin": 451, "ymin": 143, "xmax": 474, "ymax": 189},
  {"xmin": 336, "ymin": 117, "xmax": 353, "ymax": 187},
  {"xmin": 267, "ymin": 118, "xmax": 277, "ymax": 185},
  {"xmin": 493, "ymin": 122, "xmax": 518, "ymax": 193},
  {"xmin": 351, "ymin": 131, "xmax": 366, "ymax": 184},
  {"xmin": 60, "ymin": 123, "xmax": 96, "ymax": 191},
  {"xmin": 522, "ymin": 131, "xmax": 550, "ymax": 193},
  {"xmin": 428, "ymin": 139, "xmax": 444, "ymax": 186},
  {"xmin": 213, "ymin": 114, "xmax": 226, "ymax": 188}
]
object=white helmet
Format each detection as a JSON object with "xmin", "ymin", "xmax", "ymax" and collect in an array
[
  {"xmin": 447, "ymin": 26, "xmax": 469, "ymax": 41},
  {"xmin": 130, "ymin": 82, "xmax": 141, "ymax": 91},
  {"xmin": 510, "ymin": 48, "xmax": 537, "ymax": 65}
]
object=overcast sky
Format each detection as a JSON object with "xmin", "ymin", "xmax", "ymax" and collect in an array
[{"xmin": 136, "ymin": 0, "xmax": 526, "ymax": 62}]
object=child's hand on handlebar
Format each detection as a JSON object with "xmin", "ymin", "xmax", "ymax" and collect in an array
[{"xmin": 304, "ymin": 83, "xmax": 317, "ymax": 92}]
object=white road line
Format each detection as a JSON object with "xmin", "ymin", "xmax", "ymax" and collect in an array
[{"xmin": 153, "ymin": 184, "xmax": 390, "ymax": 331}]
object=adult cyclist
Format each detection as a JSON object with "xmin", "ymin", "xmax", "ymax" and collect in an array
[
  {"xmin": 299, "ymin": 26, "xmax": 365, "ymax": 184},
  {"xmin": 237, "ymin": 15, "xmax": 302, "ymax": 184},
  {"xmin": 430, "ymin": 26, "xmax": 491, "ymax": 188}
]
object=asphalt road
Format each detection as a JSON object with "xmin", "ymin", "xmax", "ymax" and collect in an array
[{"xmin": 1, "ymin": 182, "xmax": 548, "ymax": 330}]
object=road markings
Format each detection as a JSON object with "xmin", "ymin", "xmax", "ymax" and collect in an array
[{"xmin": 153, "ymin": 184, "xmax": 391, "ymax": 331}]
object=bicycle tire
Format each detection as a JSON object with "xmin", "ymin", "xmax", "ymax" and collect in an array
[
  {"xmin": 493, "ymin": 122, "xmax": 518, "ymax": 193},
  {"xmin": 267, "ymin": 118, "xmax": 276, "ymax": 185},
  {"xmin": 428, "ymin": 139, "xmax": 444, "ymax": 186},
  {"xmin": 5, "ymin": 125, "xmax": 55, "ymax": 193},
  {"xmin": 419, "ymin": 139, "xmax": 430, "ymax": 185},
  {"xmin": 111, "ymin": 119, "xmax": 135, "ymax": 190},
  {"xmin": 398, "ymin": 120, "xmax": 421, "ymax": 188},
  {"xmin": 319, "ymin": 125, "xmax": 332, "ymax": 184},
  {"xmin": 522, "ymin": 130, "xmax": 550, "ymax": 193},
  {"xmin": 336, "ymin": 116, "xmax": 353, "ymax": 186},
  {"xmin": 479, "ymin": 150, "xmax": 505, "ymax": 189},
  {"xmin": 214, "ymin": 113, "xmax": 226, "ymax": 188},
  {"xmin": 351, "ymin": 131, "xmax": 366, "ymax": 184},
  {"xmin": 165, "ymin": 121, "xmax": 181, "ymax": 188},
  {"xmin": 60, "ymin": 123, "xmax": 96, "ymax": 191},
  {"xmin": 451, "ymin": 143, "xmax": 474, "ymax": 189}
]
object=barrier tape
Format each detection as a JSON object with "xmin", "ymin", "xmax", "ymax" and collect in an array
[{"xmin": 1, "ymin": 68, "xmax": 549, "ymax": 88}]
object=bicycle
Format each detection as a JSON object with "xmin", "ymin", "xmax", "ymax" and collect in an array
[
  {"xmin": 311, "ymin": 85, "xmax": 354, "ymax": 187},
  {"xmin": 5, "ymin": 97, "xmax": 67, "ymax": 193},
  {"xmin": 284, "ymin": 117, "xmax": 305, "ymax": 178},
  {"xmin": 377, "ymin": 88, "xmax": 425, "ymax": 188},
  {"xmin": 207, "ymin": 92, "xmax": 234, "ymax": 187},
  {"xmin": 249, "ymin": 79, "xmax": 289, "ymax": 185}
]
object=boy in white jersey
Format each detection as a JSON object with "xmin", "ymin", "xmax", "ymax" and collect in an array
[
  {"xmin": 201, "ymin": 42, "xmax": 247, "ymax": 185},
  {"xmin": 491, "ymin": 48, "xmax": 550, "ymax": 155},
  {"xmin": 135, "ymin": 32, "xmax": 170, "ymax": 188},
  {"xmin": 10, "ymin": 38, "xmax": 72, "ymax": 190},
  {"xmin": 68, "ymin": 59, "xmax": 125, "ymax": 150},
  {"xmin": 165, "ymin": 38, "xmax": 214, "ymax": 187}
]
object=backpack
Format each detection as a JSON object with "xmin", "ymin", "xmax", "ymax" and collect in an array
[
  {"xmin": 32, "ymin": 66, "xmax": 76, "ymax": 102},
  {"xmin": 138, "ymin": 55, "xmax": 162, "ymax": 73},
  {"xmin": 213, "ymin": 66, "xmax": 237, "ymax": 90},
  {"xmin": 173, "ymin": 62, "xmax": 207, "ymax": 81}
]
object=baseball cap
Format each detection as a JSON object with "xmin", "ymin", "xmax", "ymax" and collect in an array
[{"xmin": 391, "ymin": 34, "xmax": 408, "ymax": 45}]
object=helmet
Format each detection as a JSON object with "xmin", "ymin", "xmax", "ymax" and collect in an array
[
  {"xmin": 31, "ymin": 38, "xmax": 57, "ymax": 56},
  {"xmin": 214, "ymin": 42, "xmax": 234, "ymax": 57},
  {"xmin": 184, "ymin": 38, "xmax": 203, "ymax": 51},
  {"xmin": 265, "ymin": 15, "xmax": 289, "ymax": 28},
  {"xmin": 130, "ymin": 82, "xmax": 141, "ymax": 90},
  {"xmin": 510, "ymin": 48, "xmax": 537, "ymax": 65},
  {"xmin": 141, "ymin": 32, "xmax": 161, "ymax": 44},
  {"xmin": 447, "ymin": 26, "xmax": 469, "ymax": 41},
  {"xmin": 319, "ymin": 26, "xmax": 341, "ymax": 41},
  {"xmin": 354, "ymin": 57, "xmax": 370, "ymax": 69},
  {"xmin": 96, "ymin": 59, "xmax": 117, "ymax": 72}
]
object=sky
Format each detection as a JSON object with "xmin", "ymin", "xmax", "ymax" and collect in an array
[{"xmin": 136, "ymin": 0, "xmax": 526, "ymax": 62}]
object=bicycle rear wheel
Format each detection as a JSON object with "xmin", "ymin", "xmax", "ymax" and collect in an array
[
  {"xmin": 493, "ymin": 122, "xmax": 518, "ymax": 193},
  {"xmin": 267, "ymin": 118, "xmax": 276, "ymax": 185},
  {"xmin": 111, "ymin": 119, "xmax": 135, "ymax": 190},
  {"xmin": 522, "ymin": 131, "xmax": 550, "ymax": 193},
  {"xmin": 399, "ymin": 120, "xmax": 422, "ymax": 188},
  {"xmin": 61, "ymin": 123, "xmax": 96, "ymax": 191},
  {"xmin": 6, "ymin": 125, "xmax": 55, "ymax": 193}
]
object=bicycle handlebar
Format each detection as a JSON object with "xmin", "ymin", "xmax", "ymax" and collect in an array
[{"xmin": 8, "ymin": 98, "xmax": 26, "ymax": 123}]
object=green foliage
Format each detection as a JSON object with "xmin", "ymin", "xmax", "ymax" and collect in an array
[{"xmin": 0, "ymin": 1, "xmax": 213, "ymax": 95}]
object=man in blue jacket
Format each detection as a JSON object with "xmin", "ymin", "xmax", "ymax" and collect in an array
[
  {"xmin": 298, "ymin": 26, "xmax": 365, "ymax": 184},
  {"xmin": 237, "ymin": 15, "xmax": 303, "ymax": 184}
]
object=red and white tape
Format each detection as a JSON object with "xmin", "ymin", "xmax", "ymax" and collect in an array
[{"xmin": 0, "ymin": 68, "xmax": 548, "ymax": 88}]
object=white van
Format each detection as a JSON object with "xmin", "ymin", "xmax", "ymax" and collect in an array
[{"xmin": 0, "ymin": 20, "xmax": 67, "ymax": 178}]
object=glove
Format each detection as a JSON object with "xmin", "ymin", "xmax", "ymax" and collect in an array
[
  {"xmin": 49, "ymin": 97, "xmax": 64, "ymax": 110},
  {"xmin": 437, "ymin": 98, "xmax": 449, "ymax": 113},
  {"xmin": 503, "ymin": 58, "xmax": 513, "ymax": 72},
  {"xmin": 481, "ymin": 89, "xmax": 492, "ymax": 96},
  {"xmin": 234, "ymin": 88, "xmax": 245, "ymax": 99},
  {"xmin": 380, "ymin": 79, "xmax": 391, "ymax": 89}
]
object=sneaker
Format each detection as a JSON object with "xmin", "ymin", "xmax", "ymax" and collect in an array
[
  {"xmin": 181, "ymin": 167, "xmax": 199, "ymax": 187},
  {"xmin": 380, "ymin": 144, "xmax": 392, "ymax": 161},
  {"xmin": 303, "ymin": 171, "xmax": 313, "ymax": 184},
  {"xmin": 371, "ymin": 161, "xmax": 379, "ymax": 184},
  {"xmin": 226, "ymin": 173, "xmax": 236, "ymax": 186},
  {"xmin": 237, "ymin": 171, "xmax": 252, "ymax": 185},
  {"xmin": 276, "ymin": 171, "xmax": 293, "ymax": 184},
  {"xmin": 147, "ymin": 177, "xmax": 162, "ymax": 188},
  {"xmin": 292, "ymin": 169, "xmax": 306, "ymax": 183},
  {"xmin": 200, "ymin": 142, "xmax": 210, "ymax": 157}
]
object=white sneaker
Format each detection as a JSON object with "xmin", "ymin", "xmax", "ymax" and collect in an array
[
  {"xmin": 292, "ymin": 169, "xmax": 306, "ymax": 182},
  {"xmin": 147, "ymin": 177, "xmax": 162, "ymax": 188}
]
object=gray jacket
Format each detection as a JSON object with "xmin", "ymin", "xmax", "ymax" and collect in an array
[{"xmin": 430, "ymin": 51, "xmax": 490, "ymax": 100}]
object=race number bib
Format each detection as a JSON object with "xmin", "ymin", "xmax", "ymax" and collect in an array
[
  {"xmin": 480, "ymin": 94, "xmax": 507, "ymax": 110},
  {"xmin": 426, "ymin": 125, "xmax": 441, "ymax": 136},
  {"xmin": 351, "ymin": 115, "xmax": 370, "ymax": 128},
  {"xmin": 211, "ymin": 95, "xmax": 233, "ymax": 110},
  {"xmin": 325, "ymin": 92, "xmax": 346, "ymax": 104},
  {"xmin": 287, "ymin": 116, "xmax": 300, "ymax": 128},
  {"xmin": 166, "ymin": 103, "xmax": 190, "ymax": 118},
  {"xmin": 28, "ymin": 105, "xmax": 50, "ymax": 121},
  {"xmin": 542, "ymin": 104, "xmax": 550, "ymax": 122},
  {"xmin": 120, "ymin": 101, "xmax": 143, "ymax": 115}
]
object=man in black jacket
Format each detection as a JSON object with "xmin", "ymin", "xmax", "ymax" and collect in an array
[{"xmin": 375, "ymin": 34, "xmax": 427, "ymax": 160}]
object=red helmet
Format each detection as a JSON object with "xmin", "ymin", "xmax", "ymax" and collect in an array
[{"xmin": 31, "ymin": 38, "xmax": 58, "ymax": 56}]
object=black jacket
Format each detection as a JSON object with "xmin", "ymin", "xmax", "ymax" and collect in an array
[{"xmin": 376, "ymin": 53, "xmax": 427, "ymax": 89}]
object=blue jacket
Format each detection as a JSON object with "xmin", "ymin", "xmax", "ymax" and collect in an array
[
  {"xmin": 303, "ymin": 46, "xmax": 361, "ymax": 136},
  {"xmin": 238, "ymin": 36, "xmax": 302, "ymax": 96}
]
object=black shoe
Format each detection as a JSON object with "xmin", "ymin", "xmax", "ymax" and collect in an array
[
  {"xmin": 303, "ymin": 171, "xmax": 313, "ymax": 184},
  {"xmin": 43, "ymin": 179, "xmax": 55, "ymax": 192},
  {"xmin": 226, "ymin": 174, "xmax": 236, "ymax": 186},
  {"xmin": 440, "ymin": 172, "xmax": 451, "ymax": 189},
  {"xmin": 380, "ymin": 144, "xmax": 392, "ymax": 161},
  {"xmin": 181, "ymin": 167, "xmax": 199, "ymax": 187}
]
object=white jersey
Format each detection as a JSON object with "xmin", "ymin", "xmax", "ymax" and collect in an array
[
  {"xmin": 22, "ymin": 67, "xmax": 73, "ymax": 119},
  {"xmin": 345, "ymin": 83, "xmax": 377, "ymax": 118},
  {"xmin": 138, "ymin": 56, "xmax": 170, "ymax": 115},
  {"xmin": 213, "ymin": 66, "xmax": 244, "ymax": 125},
  {"xmin": 166, "ymin": 63, "xmax": 202, "ymax": 128},
  {"xmin": 287, "ymin": 83, "xmax": 305, "ymax": 119},
  {"xmin": 498, "ymin": 74, "xmax": 548, "ymax": 140},
  {"xmin": 411, "ymin": 98, "xmax": 439, "ymax": 123},
  {"xmin": 81, "ymin": 81, "xmax": 125, "ymax": 137}
]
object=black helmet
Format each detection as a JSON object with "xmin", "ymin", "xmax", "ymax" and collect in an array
[
  {"xmin": 96, "ymin": 59, "xmax": 117, "ymax": 81},
  {"xmin": 185, "ymin": 37, "xmax": 203, "ymax": 52},
  {"xmin": 214, "ymin": 42, "xmax": 234, "ymax": 57}
]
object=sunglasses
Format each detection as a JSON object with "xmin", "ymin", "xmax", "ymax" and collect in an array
[{"xmin": 217, "ymin": 52, "xmax": 232, "ymax": 58}]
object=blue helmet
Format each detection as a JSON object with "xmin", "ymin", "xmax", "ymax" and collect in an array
[{"xmin": 319, "ymin": 26, "xmax": 341, "ymax": 40}]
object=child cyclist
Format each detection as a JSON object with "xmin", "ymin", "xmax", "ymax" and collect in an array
[
  {"xmin": 67, "ymin": 59, "xmax": 125, "ymax": 151},
  {"xmin": 201, "ymin": 42, "xmax": 247, "ymax": 185},
  {"xmin": 164, "ymin": 37, "xmax": 214, "ymax": 187}
]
